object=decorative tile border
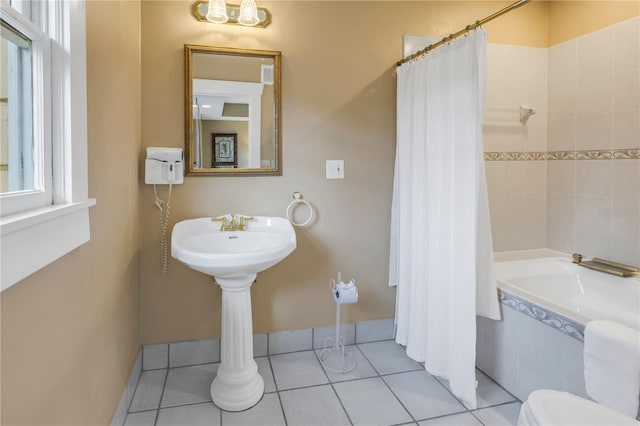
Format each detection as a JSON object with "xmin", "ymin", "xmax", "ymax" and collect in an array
[
  {"xmin": 484, "ymin": 152, "xmax": 546, "ymax": 161},
  {"xmin": 484, "ymin": 149, "xmax": 640, "ymax": 161},
  {"xmin": 545, "ymin": 151, "xmax": 575, "ymax": 160},
  {"xmin": 575, "ymin": 148, "xmax": 640, "ymax": 160},
  {"xmin": 499, "ymin": 289, "xmax": 585, "ymax": 341}
]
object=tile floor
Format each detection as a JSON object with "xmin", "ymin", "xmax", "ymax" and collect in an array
[{"xmin": 124, "ymin": 340, "xmax": 521, "ymax": 426}]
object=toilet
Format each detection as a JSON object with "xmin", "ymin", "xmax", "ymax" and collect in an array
[
  {"xmin": 519, "ymin": 319, "xmax": 640, "ymax": 426},
  {"xmin": 518, "ymin": 389, "xmax": 639, "ymax": 426}
]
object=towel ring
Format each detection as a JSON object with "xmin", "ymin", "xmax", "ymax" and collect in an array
[{"xmin": 286, "ymin": 192, "xmax": 314, "ymax": 227}]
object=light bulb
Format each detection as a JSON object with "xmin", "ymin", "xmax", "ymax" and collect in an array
[
  {"xmin": 206, "ymin": 0, "xmax": 228, "ymax": 24},
  {"xmin": 237, "ymin": 0, "xmax": 260, "ymax": 26}
]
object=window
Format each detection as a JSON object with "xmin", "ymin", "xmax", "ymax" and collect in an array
[
  {"xmin": 1, "ymin": 20, "xmax": 34, "ymax": 193},
  {"xmin": 1, "ymin": 2, "xmax": 50, "ymax": 215},
  {"xmin": 0, "ymin": 0, "xmax": 95, "ymax": 291}
]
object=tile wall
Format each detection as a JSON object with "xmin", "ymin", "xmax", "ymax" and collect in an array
[
  {"xmin": 138, "ymin": 318, "xmax": 396, "ymax": 372},
  {"xmin": 484, "ymin": 44, "xmax": 548, "ymax": 251},
  {"xmin": 476, "ymin": 304, "xmax": 587, "ymax": 403},
  {"xmin": 546, "ymin": 17, "xmax": 640, "ymax": 266},
  {"xmin": 485, "ymin": 17, "xmax": 640, "ymax": 265}
]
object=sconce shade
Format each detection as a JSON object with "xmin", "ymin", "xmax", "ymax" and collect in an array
[
  {"xmin": 206, "ymin": 0, "xmax": 229, "ymax": 23},
  {"xmin": 193, "ymin": 0, "xmax": 271, "ymax": 27},
  {"xmin": 237, "ymin": 0, "xmax": 260, "ymax": 26}
]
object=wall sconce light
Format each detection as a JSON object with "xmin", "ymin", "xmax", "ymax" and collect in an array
[
  {"xmin": 194, "ymin": 0, "xmax": 271, "ymax": 28},
  {"xmin": 205, "ymin": 0, "xmax": 229, "ymax": 24}
]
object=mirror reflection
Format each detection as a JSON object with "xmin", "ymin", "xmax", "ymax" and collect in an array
[{"xmin": 185, "ymin": 45, "xmax": 281, "ymax": 176}]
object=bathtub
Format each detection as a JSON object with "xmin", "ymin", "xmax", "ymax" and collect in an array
[
  {"xmin": 495, "ymin": 250, "xmax": 640, "ymax": 334},
  {"xmin": 476, "ymin": 249, "xmax": 640, "ymax": 402}
]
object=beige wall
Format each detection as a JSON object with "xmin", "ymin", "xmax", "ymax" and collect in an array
[
  {"xmin": 0, "ymin": 1, "xmax": 142, "ymax": 425},
  {"xmin": 140, "ymin": 1, "xmax": 637, "ymax": 341},
  {"xmin": 139, "ymin": 0, "xmax": 549, "ymax": 344},
  {"xmin": 548, "ymin": 1, "xmax": 640, "ymax": 46}
]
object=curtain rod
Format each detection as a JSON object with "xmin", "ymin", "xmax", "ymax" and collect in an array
[{"xmin": 395, "ymin": 0, "xmax": 532, "ymax": 68}]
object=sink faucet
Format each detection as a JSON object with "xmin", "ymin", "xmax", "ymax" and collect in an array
[{"xmin": 212, "ymin": 214, "xmax": 254, "ymax": 231}]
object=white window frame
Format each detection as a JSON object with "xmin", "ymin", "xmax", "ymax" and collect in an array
[
  {"xmin": 0, "ymin": 0, "xmax": 95, "ymax": 292},
  {"xmin": 1, "ymin": 5, "xmax": 51, "ymax": 213}
]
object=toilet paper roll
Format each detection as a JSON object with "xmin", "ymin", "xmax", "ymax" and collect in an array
[{"xmin": 333, "ymin": 279, "xmax": 358, "ymax": 304}]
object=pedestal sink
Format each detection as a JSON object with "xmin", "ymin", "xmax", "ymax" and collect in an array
[{"xmin": 171, "ymin": 215, "xmax": 296, "ymax": 411}]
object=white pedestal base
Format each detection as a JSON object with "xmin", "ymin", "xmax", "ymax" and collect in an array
[{"xmin": 211, "ymin": 274, "xmax": 264, "ymax": 411}]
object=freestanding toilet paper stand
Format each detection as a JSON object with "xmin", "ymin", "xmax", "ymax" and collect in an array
[{"xmin": 318, "ymin": 273, "xmax": 357, "ymax": 373}]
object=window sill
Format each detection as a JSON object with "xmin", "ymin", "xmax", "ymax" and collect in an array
[{"xmin": 1, "ymin": 199, "xmax": 96, "ymax": 292}]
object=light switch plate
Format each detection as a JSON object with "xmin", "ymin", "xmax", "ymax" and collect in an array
[{"xmin": 326, "ymin": 160, "xmax": 344, "ymax": 179}]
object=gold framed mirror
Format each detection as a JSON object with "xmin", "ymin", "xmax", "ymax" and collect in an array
[{"xmin": 185, "ymin": 45, "xmax": 281, "ymax": 176}]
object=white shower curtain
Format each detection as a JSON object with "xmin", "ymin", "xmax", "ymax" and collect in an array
[{"xmin": 389, "ymin": 29, "xmax": 500, "ymax": 409}]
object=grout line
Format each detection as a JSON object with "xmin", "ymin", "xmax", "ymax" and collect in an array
[
  {"xmin": 163, "ymin": 360, "xmax": 220, "ymax": 371},
  {"xmin": 155, "ymin": 400, "xmax": 218, "ymax": 411},
  {"xmin": 122, "ymin": 408, "xmax": 158, "ymax": 426},
  {"xmin": 469, "ymin": 409, "xmax": 486, "ymax": 426},
  {"xmin": 268, "ymin": 370, "xmax": 383, "ymax": 393},
  {"xmin": 477, "ymin": 368, "xmax": 521, "ymax": 403},
  {"xmin": 416, "ymin": 409, "xmax": 470, "ymax": 424},
  {"xmin": 276, "ymin": 380, "xmax": 339, "ymax": 393},
  {"xmin": 312, "ymin": 349, "xmax": 354, "ymax": 426},
  {"xmin": 378, "ymin": 373, "xmax": 417, "ymax": 424},
  {"xmin": 267, "ymin": 354, "xmax": 289, "ymax": 426},
  {"xmin": 152, "ymin": 369, "xmax": 170, "ymax": 425},
  {"xmin": 429, "ymin": 370, "xmax": 474, "ymax": 416},
  {"xmin": 411, "ymin": 409, "xmax": 472, "ymax": 425},
  {"xmin": 468, "ymin": 400, "xmax": 525, "ymax": 426},
  {"xmin": 470, "ymin": 400, "xmax": 522, "ymax": 413},
  {"xmin": 355, "ymin": 336, "xmax": 397, "ymax": 345},
  {"xmin": 378, "ymin": 366, "xmax": 426, "ymax": 377},
  {"xmin": 267, "ymin": 345, "xmax": 324, "ymax": 357},
  {"xmin": 125, "ymin": 365, "xmax": 145, "ymax": 415},
  {"xmin": 354, "ymin": 343, "xmax": 382, "ymax": 376},
  {"xmin": 431, "ymin": 375, "xmax": 468, "ymax": 407},
  {"xmin": 123, "ymin": 408, "xmax": 158, "ymax": 414},
  {"xmin": 142, "ymin": 366, "xmax": 168, "ymax": 372},
  {"xmin": 157, "ymin": 401, "xmax": 218, "ymax": 412}
]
